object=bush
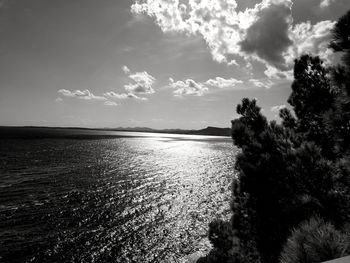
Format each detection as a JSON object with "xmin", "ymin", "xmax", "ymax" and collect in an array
[{"xmin": 280, "ymin": 217, "xmax": 350, "ymax": 263}]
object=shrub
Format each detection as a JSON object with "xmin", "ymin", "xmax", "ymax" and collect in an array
[{"xmin": 280, "ymin": 217, "xmax": 350, "ymax": 263}]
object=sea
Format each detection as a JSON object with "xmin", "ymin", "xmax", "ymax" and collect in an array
[{"xmin": 0, "ymin": 128, "xmax": 237, "ymax": 263}]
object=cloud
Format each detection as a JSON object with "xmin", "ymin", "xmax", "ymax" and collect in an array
[
  {"xmin": 125, "ymin": 71, "xmax": 156, "ymax": 94},
  {"xmin": 126, "ymin": 93, "xmax": 148, "ymax": 100},
  {"xmin": 319, "ymin": 0, "xmax": 336, "ymax": 8},
  {"xmin": 249, "ymin": 78, "xmax": 274, "ymax": 89},
  {"xmin": 57, "ymin": 89, "xmax": 107, "ymax": 100},
  {"xmin": 264, "ymin": 65, "xmax": 293, "ymax": 80},
  {"xmin": 168, "ymin": 76, "xmax": 268, "ymax": 96},
  {"xmin": 101, "ymin": 67, "xmax": 154, "ymax": 103},
  {"xmin": 124, "ymin": 83, "xmax": 154, "ymax": 94},
  {"xmin": 228, "ymin": 59, "xmax": 239, "ymax": 66},
  {"xmin": 288, "ymin": 20, "xmax": 336, "ymax": 65},
  {"xmin": 55, "ymin": 97, "xmax": 63, "ymax": 102},
  {"xmin": 104, "ymin": 91, "xmax": 129, "ymax": 99},
  {"xmin": 131, "ymin": 0, "xmax": 293, "ymax": 66},
  {"xmin": 131, "ymin": 0, "xmax": 190, "ymax": 32},
  {"xmin": 122, "ymin": 65, "xmax": 130, "ymax": 74},
  {"xmin": 131, "ymin": 0, "xmax": 337, "ymax": 79},
  {"xmin": 169, "ymin": 78, "xmax": 208, "ymax": 96},
  {"xmin": 104, "ymin": 101, "xmax": 118, "ymax": 107},
  {"xmin": 239, "ymin": 0, "xmax": 293, "ymax": 70},
  {"xmin": 131, "ymin": 0, "xmax": 243, "ymax": 63},
  {"xmin": 205, "ymin": 77, "xmax": 243, "ymax": 88},
  {"xmin": 270, "ymin": 104, "xmax": 286, "ymax": 113},
  {"xmin": 104, "ymin": 91, "xmax": 147, "ymax": 100},
  {"xmin": 56, "ymin": 71, "xmax": 152, "ymax": 108}
]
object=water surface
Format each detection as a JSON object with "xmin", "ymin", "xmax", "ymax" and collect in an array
[{"xmin": 0, "ymin": 130, "xmax": 236, "ymax": 262}]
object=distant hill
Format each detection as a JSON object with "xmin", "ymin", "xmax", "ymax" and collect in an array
[
  {"xmin": 191, "ymin": 126, "xmax": 231, "ymax": 136},
  {"xmin": 0, "ymin": 126, "xmax": 231, "ymax": 139},
  {"xmin": 112, "ymin": 126, "xmax": 231, "ymax": 136}
]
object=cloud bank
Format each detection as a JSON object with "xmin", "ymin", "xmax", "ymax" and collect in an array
[
  {"xmin": 169, "ymin": 75, "xmax": 269, "ymax": 96},
  {"xmin": 56, "ymin": 66, "xmax": 154, "ymax": 105},
  {"xmin": 131, "ymin": 0, "xmax": 336, "ymax": 78},
  {"xmin": 58, "ymin": 89, "xmax": 107, "ymax": 100}
]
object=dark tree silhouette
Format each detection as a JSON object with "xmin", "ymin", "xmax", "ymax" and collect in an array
[
  {"xmin": 328, "ymin": 10, "xmax": 350, "ymax": 153},
  {"xmin": 198, "ymin": 10, "xmax": 350, "ymax": 263},
  {"xmin": 287, "ymin": 55, "xmax": 336, "ymax": 156}
]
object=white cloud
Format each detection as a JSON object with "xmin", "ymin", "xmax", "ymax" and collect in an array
[
  {"xmin": 228, "ymin": 59, "xmax": 239, "ymax": 66},
  {"xmin": 270, "ymin": 104, "xmax": 286, "ymax": 113},
  {"xmin": 126, "ymin": 93, "xmax": 148, "ymax": 100},
  {"xmin": 104, "ymin": 101, "xmax": 118, "ymax": 107},
  {"xmin": 57, "ymin": 89, "xmax": 74, "ymax": 97},
  {"xmin": 319, "ymin": 0, "xmax": 336, "ymax": 8},
  {"xmin": 104, "ymin": 91, "xmax": 147, "ymax": 100},
  {"xmin": 131, "ymin": 0, "xmax": 293, "ymax": 66},
  {"xmin": 169, "ymin": 78, "xmax": 208, "ymax": 96},
  {"xmin": 131, "ymin": 0, "xmax": 190, "ymax": 33},
  {"xmin": 122, "ymin": 65, "xmax": 130, "ymax": 74},
  {"xmin": 125, "ymin": 71, "xmax": 156, "ymax": 94},
  {"xmin": 55, "ymin": 97, "xmax": 63, "ymax": 102},
  {"xmin": 131, "ymin": 0, "xmax": 337, "ymax": 79},
  {"xmin": 104, "ymin": 91, "xmax": 129, "ymax": 99},
  {"xmin": 131, "ymin": 0, "xmax": 243, "ymax": 63},
  {"xmin": 264, "ymin": 65, "xmax": 293, "ymax": 80},
  {"xmin": 168, "ymin": 75, "xmax": 267, "ymax": 96},
  {"xmin": 249, "ymin": 78, "xmax": 274, "ymax": 89},
  {"xmin": 205, "ymin": 77, "xmax": 243, "ymax": 88},
  {"xmin": 102, "ymin": 67, "xmax": 155, "ymax": 103},
  {"xmin": 288, "ymin": 20, "xmax": 336, "ymax": 65},
  {"xmin": 57, "ymin": 89, "xmax": 107, "ymax": 100}
]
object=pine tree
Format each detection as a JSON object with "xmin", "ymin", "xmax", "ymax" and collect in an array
[{"xmin": 198, "ymin": 10, "xmax": 350, "ymax": 263}]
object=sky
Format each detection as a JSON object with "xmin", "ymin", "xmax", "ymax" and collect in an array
[{"xmin": 0, "ymin": 0, "xmax": 349, "ymax": 129}]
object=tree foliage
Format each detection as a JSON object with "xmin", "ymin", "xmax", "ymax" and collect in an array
[
  {"xmin": 198, "ymin": 10, "xmax": 350, "ymax": 263},
  {"xmin": 280, "ymin": 217, "xmax": 350, "ymax": 263}
]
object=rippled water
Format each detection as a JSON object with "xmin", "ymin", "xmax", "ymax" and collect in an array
[{"xmin": 0, "ymin": 132, "xmax": 237, "ymax": 262}]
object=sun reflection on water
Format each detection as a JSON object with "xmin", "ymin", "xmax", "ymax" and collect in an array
[{"xmin": 0, "ymin": 134, "xmax": 237, "ymax": 262}]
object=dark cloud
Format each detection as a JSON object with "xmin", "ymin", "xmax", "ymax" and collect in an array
[{"xmin": 239, "ymin": 1, "xmax": 293, "ymax": 70}]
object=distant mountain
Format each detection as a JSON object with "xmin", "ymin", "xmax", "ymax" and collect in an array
[
  {"xmin": 0, "ymin": 126, "xmax": 231, "ymax": 139},
  {"xmin": 190, "ymin": 126, "xmax": 231, "ymax": 136},
  {"xmin": 109, "ymin": 127, "xmax": 157, "ymax": 132},
  {"xmin": 112, "ymin": 126, "xmax": 231, "ymax": 136}
]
